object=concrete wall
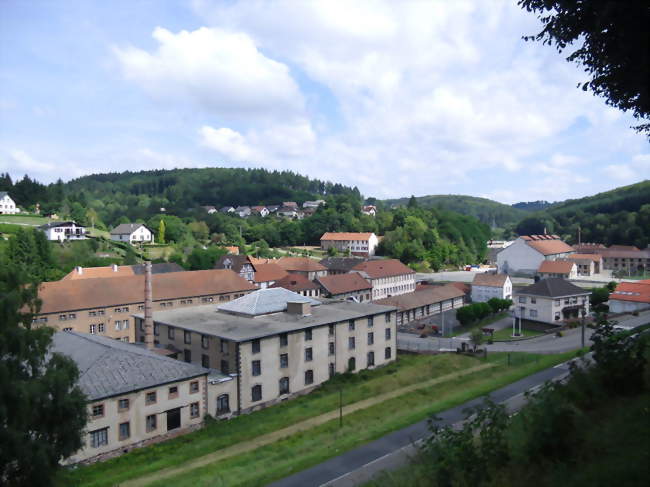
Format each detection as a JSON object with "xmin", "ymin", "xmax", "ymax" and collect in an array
[
  {"xmin": 471, "ymin": 279, "xmax": 512, "ymax": 303},
  {"xmin": 609, "ymin": 300, "xmax": 650, "ymax": 314}
]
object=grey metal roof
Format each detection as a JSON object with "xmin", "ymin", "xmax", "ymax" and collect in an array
[
  {"xmin": 515, "ymin": 278, "xmax": 591, "ymax": 298},
  {"xmin": 141, "ymin": 299, "xmax": 397, "ymax": 342},
  {"xmin": 50, "ymin": 332, "xmax": 209, "ymax": 401},
  {"xmin": 110, "ymin": 223, "xmax": 150, "ymax": 235},
  {"xmin": 0, "ymin": 191, "xmax": 9, "ymax": 199},
  {"xmin": 218, "ymin": 288, "xmax": 321, "ymax": 317}
]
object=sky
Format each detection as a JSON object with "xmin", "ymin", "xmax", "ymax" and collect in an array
[{"xmin": 0, "ymin": 0, "xmax": 648, "ymax": 204}]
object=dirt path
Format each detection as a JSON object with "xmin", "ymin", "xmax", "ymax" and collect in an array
[{"xmin": 121, "ymin": 361, "xmax": 496, "ymax": 487}]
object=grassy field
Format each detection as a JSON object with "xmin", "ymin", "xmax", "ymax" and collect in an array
[
  {"xmin": 0, "ymin": 214, "xmax": 51, "ymax": 225},
  {"xmin": 491, "ymin": 327, "xmax": 544, "ymax": 341},
  {"xmin": 60, "ymin": 350, "xmax": 579, "ymax": 487}
]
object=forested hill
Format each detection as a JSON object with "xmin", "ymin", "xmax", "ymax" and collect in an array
[{"xmin": 382, "ymin": 194, "xmax": 526, "ymax": 227}]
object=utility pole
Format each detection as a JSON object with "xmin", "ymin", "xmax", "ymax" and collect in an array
[{"xmin": 339, "ymin": 387, "xmax": 343, "ymax": 427}]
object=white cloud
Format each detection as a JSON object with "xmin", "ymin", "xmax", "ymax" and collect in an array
[
  {"xmin": 200, "ymin": 126, "xmax": 258, "ymax": 161},
  {"xmin": 7, "ymin": 149, "xmax": 56, "ymax": 173},
  {"xmin": 113, "ymin": 26, "xmax": 304, "ymax": 118}
]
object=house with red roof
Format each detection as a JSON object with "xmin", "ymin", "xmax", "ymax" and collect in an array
[
  {"xmin": 609, "ymin": 280, "xmax": 650, "ymax": 314},
  {"xmin": 537, "ymin": 260, "xmax": 578, "ymax": 280},
  {"xmin": 496, "ymin": 235, "xmax": 575, "ymax": 277},
  {"xmin": 320, "ymin": 232, "xmax": 379, "ymax": 257},
  {"xmin": 351, "ymin": 259, "xmax": 415, "ymax": 300}
]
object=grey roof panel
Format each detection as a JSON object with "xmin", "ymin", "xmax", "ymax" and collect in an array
[
  {"xmin": 516, "ymin": 278, "xmax": 590, "ymax": 298},
  {"xmin": 110, "ymin": 223, "xmax": 150, "ymax": 235},
  {"xmin": 217, "ymin": 288, "xmax": 321, "ymax": 316}
]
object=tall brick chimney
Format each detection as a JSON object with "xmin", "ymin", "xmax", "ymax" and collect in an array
[{"xmin": 144, "ymin": 261, "xmax": 154, "ymax": 350}]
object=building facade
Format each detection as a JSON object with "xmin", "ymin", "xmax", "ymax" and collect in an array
[
  {"xmin": 608, "ymin": 280, "xmax": 650, "ymax": 314},
  {"xmin": 376, "ymin": 284, "xmax": 465, "ymax": 327},
  {"xmin": 0, "ymin": 191, "xmax": 18, "ymax": 214},
  {"xmin": 496, "ymin": 235, "xmax": 575, "ymax": 276},
  {"xmin": 351, "ymin": 259, "xmax": 416, "ymax": 300},
  {"xmin": 316, "ymin": 273, "xmax": 373, "ymax": 302},
  {"xmin": 39, "ymin": 221, "xmax": 87, "ymax": 241},
  {"xmin": 471, "ymin": 273, "xmax": 512, "ymax": 302}
]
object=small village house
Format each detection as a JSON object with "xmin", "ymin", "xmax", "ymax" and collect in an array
[
  {"xmin": 39, "ymin": 221, "xmax": 87, "ymax": 241},
  {"xmin": 320, "ymin": 232, "xmax": 379, "ymax": 257},
  {"xmin": 0, "ymin": 191, "xmax": 19, "ymax": 214},
  {"xmin": 110, "ymin": 223, "xmax": 154, "ymax": 244},
  {"xmin": 513, "ymin": 278, "xmax": 590, "ymax": 325},
  {"xmin": 471, "ymin": 273, "xmax": 512, "ymax": 302},
  {"xmin": 496, "ymin": 235, "xmax": 575, "ymax": 276},
  {"xmin": 537, "ymin": 260, "xmax": 578, "ymax": 280}
]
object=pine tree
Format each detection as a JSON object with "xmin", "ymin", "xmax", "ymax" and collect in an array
[{"xmin": 158, "ymin": 219, "xmax": 166, "ymax": 244}]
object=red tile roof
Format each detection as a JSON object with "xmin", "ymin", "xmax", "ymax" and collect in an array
[
  {"xmin": 253, "ymin": 263, "xmax": 288, "ymax": 283},
  {"xmin": 376, "ymin": 284, "xmax": 464, "ymax": 311},
  {"xmin": 320, "ymin": 232, "xmax": 374, "ymax": 241},
  {"xmin": 568, "ymin": 253, "xmax": 603, "ymax": 263},
  {"xmin": 316, "ymin": 273, "xmax": 372, "ymax": 295},
  {"xmin": 472, "ymin": 273, "xmax": 509, "ymax": 287},
  {"xmin": 352, "ymin": 259, "xmax": 415, "ymax": 279},
  {"xmin": 62, "ymin": 266, "xmax": 135, "ymax": 280},
  {"xmin": 270, "ymin": 274, "xmax": 320, "ymax": 292},
  {"xmin": 524, "ymin": 237, "xmax": 574, "ymax": 256},
  {"xmin": 277, "ymin": 257, "xmax": 327, "ymax": 272},
  {"xmin": 609, "ymin": 281, "xmax": 650, "ymax": 304},
  {"xmin": 538, "ymin": 260, "xmax": 576, "ymax": 274}
]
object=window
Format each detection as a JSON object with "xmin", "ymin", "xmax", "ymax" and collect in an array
[
  {"xmin": 91, "ymin": 404, "xmax": 104, "ymax": 418},
  {"xmin": 555, "ymin": 299, "xmax": 561, "ymax": 306},
  {"xmin": 305, "ymin": 328, "xmax": 312, "ymax": 341},
  {"xmin": 279, "ymin": 377, "xmax": 290, "ymax": 395},
  {"xmin": 169, "ymin": 386, "xmax": 178, "ymax": 398},
  {"xmin": 184, "ymin": 349, "xmax": 191, "ymax": 363},
  {"xmin": 348, "ymin": 337, "xmax": 356, "ymax": 350},
  {"xmin": 518, "ymin": 296, "xmax": 526, "ymax": 304},
  {"xmin": 367, "ymin": 351, "xmax": 375, "ymax": 367},
  {"xmin": 348, "ymin": 357, "xmax": 356, "ymax": 371},
  {"xmin": 201, "ymin": 335, "xmax": 209, "ymax": 349},
  {"xmin": 329, "ymin": 363, "xmax": 336, "ymax": 378},
  {"xmin": 368, "ymin": 332, "xmax": 374, "ymax": 345},
  {"xmin": 123, "ymin": 319, "xmax": 129, "ymax": 329},
  {"xmin": 529, "ymin": 309, "xmax": 538, "ymax": 318},
  {"xmin": 328, "ymin": 342, "xmax": 335, "ymax": 356},
  {"xmin": 385, "ymin": 312, "xmax": 391, "ymax": 323},
  {"xmin": 190, "ymin": 402, "xmax": 200, "ymax": 419},
  {"xmin": 154, "ymin": 323, "xmax": 159, "ymax": 336},
  {"xmin": 305, "ymin": 347, "xmax": 313, "ymax": 361},
  {"xmin": 119, "ymin": 421, "xmax": 130, "ymax": 440},
  {"xmin": 115, "ymin": 308, "xmax": 122, "ymax": 313},
  {"xmin": 220, "ymin": 360, "xmax": 229, "ymax": 374},
  {"xmin": 184, "ymin": 331, "xmax": 191, "ymax": 345},
  {"xmin": 90, "ymin": 427, "xmax": 108, "ymax": 448},
  {"xmin": 555, "ymin": 312, "xmax": 561, "ymax": 321},
  {"xmin": 252, "ymin": 384, "xmax": 262, "ymax": 402},
  {"xmin": 329, "ymin": 324, "xmax": 335, "ymax": 336},
  {"xmin": 348, "ymin": 320, "xmax": 355, "ymax": 331},
  {"xmin": 137, "ymin": 305, "xmax": 144, "ymax": 311},
  {"xmin": 252, "ymin": 339, "xmax": 260, "ymax": 354},
  {"xmin": 368, "ymin": 316, "xmax": 374, "ymax": 327},
  {"xmin": 220, "ymin": 339, "xmax": 228, "ymax": 353},
  {"xmin": 531, "ymin": 297, "xmax": 537, "ymax": 304},
  {"xmin": 385, "ymin": 347, "xmax": 392, "ymax": 359},
  {"xmin": 146, "ymin": 414, "xmax": 157, "ymax": 432},
  {"xmin": 118, "ymin": 398, "xmax": 129, "ymax": 411},
  {"xmin": 98, "ymin": 323, "xmax": 105, "ymax": 333},
  {"xmin": 202, "ymin": 354, "xmax": 210, "ymax": 368},
  {"xmin": 59, "ymin": 314, "xmax": 67, "ymax": 321},
  {"xmin": 146, "ymin": 391, "xmax": 157, "ymax": 405},
  {"xmin": 305, "ymin": 369, "xmax": 314, "ymax": 385},
  {"xmin": 385, "ymin": 328, "xmax": 391, "ymax": 340},
  {"xmin": 190, "ymin": 381, "xmax": 199, "ymax": 394},
  {"xmin": 187, "ymin": 299, "xmax": 193, "ymax": 304},
  {"xmin": 89, "ymin": 324, "xmax": 96, "ymax": 334},
  {"xmin": 279, "ymin": 333, "xmax": 288, "ymax": 347},
  {"xmin": 217, "ymin": 394, "xmax": 230, "ymax": 414},
  {"xmin": 68, "ymin": 313, "xmax": 76, "ymax": 320},
  {"xmin": 202, "ymin": 296, "xmax": 214, "ymax": 303},
  {"xmin": 89, "ymin": 311, "xmax": 97, "ymax": 317},
  {"xmin": 168, "ymin": 327, "xmax": 175, "ymax": 339},
  {"xmin": 63, "ymin": 327, "xmax": 72, "ymax": 332},
  {"xmin": 280, "ymin": 353, "xmax": 288, "ymax": 368},
  {"xmin": 252, "ymin": 360, "xmax": 261, "ymax": 376}
]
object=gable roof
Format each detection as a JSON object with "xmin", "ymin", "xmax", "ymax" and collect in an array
[
  {"xmin": 253, "ymin": 263, "xmax": 288, "ymax": 283},
  {"xmin": 609, "ymin": 280, "xmax": 650, "ymax": 304},
  {"xmin": 376, "ymin": 284, "xmax": 464, "ymax": 311},
  {"xmin": 277, "ymin": 257, "xmax": 327, "ymax": 272},
  {"xmin": 352, "ymin": 259, "xmax": 415, "ymax": 279},
  {"xmin": 110, "ymin": 223, "xmax": 150, "ymax": 235},
  {"xmin": 271, "ymin": 274, "xmax": 320, "ymax": 292},
  {"xmin": 538, "ymin": 260, "xmax": 576, "ymax": 274},
  {"xmin": 39, "ymin": 221, "xmax": 83, "ymax": 230},
  {"xmin": 567, "ymin": 253, "xmax": 603, "ymax": 263},
  {"xmin": 321, "ymin": 232, "xmax": 374, "ymax": 241},
  {"xmin": 37, "ymin": 269, "xmax": 256, "ymax": 314},
  {"xmin": 521, "ymin": 236, "xmax": 574, "ymax": 256},
  {"xmin": 62, "ymin": 263, "xmax": 184, "ymax": 281},
  {"xmin": 319, "ymin": 257, "xmax": 367, "ymax": 273},
  {"xmin": 218, "ymin": 287, "xmax": 320, "ymax": 317},
  {"xmin": 51, "ymin": 332, "xmax": 208, "ymax": 401},
  {"xmin": 0, "ymin": 191, "xmax": 9, "ymax": 199},
  {"xmin": 316, "ymin": 273, "xmax": 372, "ymax": 295},
  {"xmin": 472, "ymin": 273, "xmax": 509, "ymax": 287},
  {"xmin": 516, "ymin": 278, "xmax": 590, "ymax": 298}
]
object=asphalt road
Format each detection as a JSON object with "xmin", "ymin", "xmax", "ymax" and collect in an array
[{"xmin": 267, "ymin": 361, "xmax": 573, "ymax": 487}]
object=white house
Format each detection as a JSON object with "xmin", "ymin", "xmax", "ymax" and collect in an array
[
  {"xmin": 537, "ymin": 260, "xmax": 577, "ymax": 280},
  {"xmin": 0, "ymin": 192, "xmax": 19, "ymax": 214},
  {"xmin": 320, "ymin": 232, "xmax": 379, "ymax": 257},
  {"xmin": 39, "ymin": 221, "xmax": 87, "ymax": 241},
  {"xmin": 497, "ymin": 235, "xmax": 575, "ymax": 276},
  {"xmin": 235, "ymin": 206, "xmax": 251, "ymax": 218},
  {"xmin": 471, "ymin": 273, "xmax": 512, "ymax": 302},
  {"xmin": 251, "ymin": 206, "xmax": 270, "ymax": 217},
  {"xmin": 351, "ymin": 259, "xmax": 416, "ymax": 300},
  {"xmin": 361, "ymin": 205, "xmax": 377, "ymax": 217},
  {"xmin": 514, "ymin": 278, "xmax": 590, "ymax": 325},
  {"xmin": 110, "ymin": 223, "xmax": 154, "ymax": 244},
  {"xmin": 302, "ymin": 200, "xmax": 325, "ymax": 209}
]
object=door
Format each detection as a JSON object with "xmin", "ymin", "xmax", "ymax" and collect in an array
[{"xmin": 166, "ymin": 407, "xmax": 181, "ymax": 431}]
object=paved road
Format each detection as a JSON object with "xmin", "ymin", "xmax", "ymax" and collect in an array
[
  {"xmin": 611, "ymin": 309, "xmax": 650, "ymax": 329},
  {"xmin": 267, "ymin": 360, "xmax": 574, "ymax": 487}
]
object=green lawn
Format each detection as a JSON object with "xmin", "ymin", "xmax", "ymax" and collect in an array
[
  {"xmin": 60, "ymin": 351, "xmax": 579, "ymax": 487},
  {"xmin": 491, "ymin": 327, "xmax": 544, "ymax": 341},
  {"xmin": 448, "ymin": 312, "xmax": 509, "ymax": 338},
  {"xmin": 0, "ymin": 214, "xmax": 51, "ymax": 225}
]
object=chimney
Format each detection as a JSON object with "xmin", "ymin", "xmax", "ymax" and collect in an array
[
  {"xmin": 76, "ymin": 266, "xmax": 83, "ymax": 275},
  {"xmin": 144, "ymin": 261, "xmax": 154, "ymax": 350},
  {"xmin": 287, "ymin": 301, "xmax": 311, "ymax": 316},
  {"xmin": 112, "ymin": 263, "xmax": 118, "ymax": 272}
]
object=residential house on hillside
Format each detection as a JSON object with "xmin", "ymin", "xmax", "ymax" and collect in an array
[
  {"xmin": 277, "ymin": 257, "xmax": 328, "ymax": 280},
  {"xmin": 53, "ymin": 331, "xmax": 234, "ymax": 464},
  {"xmin": 219, "ymin": 206, "xmax": 235, "ymax": 214},
  {"xmin": 39, "ymin": 221, "xmax": 87, "ymax": 241},
  {"xmin": 316, "ymin": 273, "xmax": 372, "ymax": 302},
  {"xmin": 608, "ymin": 280, "xmax": 650, "ymax": 313},
  {"xmin": 283, "ymin": 201, "xmax": 298, "ymax": 209},
  {"xmin": 271, "ymin": 274, "xmax": 321, "ymax": 297},
  {"xmin": 537, "ymin": 260, "xmax": 578, "ymax": 280},
  {"xmin": 302, "ymin": 200, "xmax": 325, "ymax": 209},
  {"xmin": 62, "ymin": 263, "xmax": 183, "ymax": 280},
  {"xmin": 277, "ymin": 206, "xmax": 298, "ymax": 218},
  {"xmin": 251, "ymin": 206, "xmax": 269, "ymax": 217},
  {"xmin": 361, "ymin": 205, "xmax": 376, "ymax": 217},
  {"xmin": 320, "ymin": 232, "xmax": 379, "ymax": 257},
  {"xmin": 351, "ymin": 259, "xmax": 416, "ymax": 300},
  {"xmin": 136, "ymin": 288, "xmax": 397, "ymax": 414},
  {"xmin": 235, "ymin": 206, "xmax": 251, "ymax": 218},
  {"xmin": 514, "ymin": 278, "xmax": 590, "ymax": 324},
  {"xmin": 267, "ymin": 205, "xmax": 280, "ymax": 213},
  {"xmin": 253, "ymin": 263, "xmax": 287, "ymax": 289},
  {"xmin": 214, "ymin": 255, "xmax": 256, "ymax": 282},
  {"xmin": 471, "ymin": 273, "xmax": 512, "ymax": 302},
  {"xmin": 376, "ymin": 284, "xmax": 465, "ymax": 327},
  {"xmin": 0, "ymin": 191, "xmax": 18, "ymax": 214},
  {"xmin": 110, "ymin": 223, "xmax": 154, "ymax": 244},
  {"xmin": 496, "ymin": 235, "xmax": 575, "ymax": 276},
  {"xmin": 319, "ymin": 257, "xmax": 367, "ymax": 275},
  {"xmin": 33, "ymin": 269, "xmax": 256, "ymax": 342},
  {"xmin": 201, "ymin": 205, "xmax": 218, "ymax": 214}
]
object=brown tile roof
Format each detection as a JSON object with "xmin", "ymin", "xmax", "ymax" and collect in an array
[
  {"xmin": 225, "ymin": 246, "xmax": 240, "ymax": 255},
  {"xmin": 352, "ymin": 259, "xmax": 415, "ymax": 279},
  {"xmin": 609, "ymin": 280, "xmax": 650, "ymax": 304},
  {"xmin": 524, "ymin": 237, "xmax": 575, "ymax": 256},
  {"xmin": 321, "ymin": 232, "xmax": 374, "ymax": 241},
  {"xmin": 608, "ymin": 245, "xmax": 640, "ymax": 251},
  {"xmin": 37, "ymin": 269, "xmax": 256, "ymax": 314},
  {"xmin": 316, "ymin": 273, "xmax": 372, "ymax": 295},
  {"xmin": 376, "ymin": 284, "xmax": 464, "ymax": 311},
  {"xmin": 62, "ymin": 266, "xmax": 135, "ymax": 280},
  {"xmin": 270, "ymin": 274, "xmax": 320, "ymax": 292},
  {"xmin": 253, "ymin": 263, "xmax": 288, "ymax": 283},
  {"xmin": 568, "ymin": 253, "xmax": 603, "ymax": 263},
  {"xmin": 572, "ymin": 243, "xmax": 606, "ymax": 253},
  {"xmin": 538, "ymin": 260, "xmax": 576, "ymax": 274},
  {"xmin": 249, "ymin": 257, "xmax": 276, "ymax": 265},
  {"xmin": 277, "ymin": 257, "xmax": 327, "ymax": 272},
  {"xmin": 449, "ymin": 282, "xmax": 471, "ymax": 295},
  {"xmin": 597, "ymin": 249, "xmax": 650, "ymax": 259},
  {"xmin": 472, "ymin": 273, "xmax": 509, "ymax": 287}
]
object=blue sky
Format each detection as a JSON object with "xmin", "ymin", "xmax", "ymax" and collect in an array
[{"xmin": 1, "ymin": 0, "xmax": 648, "ymax": 203}]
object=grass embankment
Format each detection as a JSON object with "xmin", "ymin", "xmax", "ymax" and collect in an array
[
  {"xmin": 61, "ymin": 350, "xmax": 577, "ymax": 487},
  {"xmin": 0, "ymin": 214, "xmax": 51, "ymax": 225}
]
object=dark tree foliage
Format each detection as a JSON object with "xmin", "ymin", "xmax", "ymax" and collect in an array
[
  {"xmin": 519, "ymin": 0, "xmax": 650, "ymax": 136},
  {"xmin": 0, "ymin": 265, "xmax": 87, "ymax": 485}
]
